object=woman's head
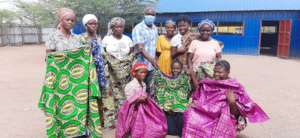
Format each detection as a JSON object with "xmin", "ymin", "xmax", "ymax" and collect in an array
[
  {"xmin": 107, "ymin": 17, "xmax": 125, "ymax": 37},
  {"xmin": 213, "ymin": 60, "xmax": 230, "ymax": 80},
  {"xmin": 57, "ymin": 8, "xmax": 76, "ymax": 30},
  {"xmin": 165, "ymin": 20, "xmax": 176, "ymax": 37},
  {"xmin": 131, "ymin": 63, "xmax": 148, "ymax": 81},
  {"xmin": 198, "ymin": 19, "xmax": 215, "ymax": 41},
  {"xmin": 176, "ymin": 15, "xmax": 191, "ymax": 35},
  {"xmin": 171, "ymin": 59, "xmax": 183, "ymax": 77},
  {"xmin": 82, "ymin": 14, "xmax": 98, "ymax": 34}
]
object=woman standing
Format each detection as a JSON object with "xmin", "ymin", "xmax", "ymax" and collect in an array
[
  {"xmin": 171, "ymin": 15, "xmax": 198, "ymax": 69},
  {"xmin": 79, "ymin": 14, "xmax": 106, "ymax": 89},
  {"xmin": 156, "ymin": 20, "xmax": 176, "ymax": 76},
  {"xmin": 101, "ymin": 17, "xmax": 135, "ymax": 129},
  {"xmin": 40, "ymin": 8, "xmax": 102, "ymax": 138},
  {"xmin": 46, "ymin": 8, "xmax": 80, "ymax": 53},
  {"xmin": 187, "ymin": 19, "xmax": 222, "ymax": 81}
]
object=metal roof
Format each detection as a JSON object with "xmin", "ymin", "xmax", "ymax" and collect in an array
[{"xmin": 156, "ymin": 0, "xmax": 300, "ymax": 13}]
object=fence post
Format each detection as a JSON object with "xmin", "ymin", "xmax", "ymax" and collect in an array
[
  {"xmin": 20, "ymin": 26, "xmax": 24, "ymax": 45},
  {"xmin": 0, "ymin": 22, "xmax": 4, "ymax": 47},
  {"xmin": 37, "ymin": 26, "xmax": 43, "ymax": 44}
]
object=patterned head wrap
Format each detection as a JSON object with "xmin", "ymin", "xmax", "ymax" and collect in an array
[
  {"xmin": 56, "ymin": 8, "xmax": 76, "ymax": 29},
  {"xmin": 131, "ymin": 63, "xmax": 148, "ymax": 76},
  {"xmin": 165, "ymin": 19, "xmax": 176, "ymax": 27},
  {"xmin": 107, "ymin": 17, "xmax": 125, "ymax": 36},
  {"xmin": 198, "ymin": 19, "xmax": 216, "ymax": 31}
]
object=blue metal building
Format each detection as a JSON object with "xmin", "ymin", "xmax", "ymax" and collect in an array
[{"xmin": 156, "ymin": 0, "xmax": 300, "ymax": 58}]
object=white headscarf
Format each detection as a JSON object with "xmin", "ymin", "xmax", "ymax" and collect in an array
[{"xmin": 82, "ymin": 14, "xmax": 98, "ymax": 26}]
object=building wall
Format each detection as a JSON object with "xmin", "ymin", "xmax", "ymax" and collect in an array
[
  {"xmin": 157, "ymin": 11, "xmax": 300, "ymax": 56},
  {"xmin": 213, "ymin": 19, "xmax": 261, "ymax": 55}
]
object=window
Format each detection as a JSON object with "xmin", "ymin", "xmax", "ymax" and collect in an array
[
  {"xmin": 262, "ymin": 26, "xmax": 277, "ymax": 34},
  {"xmin": 156, "ymin": 23, "xmax": 166, "ymax": 35},
  {"xmin": 216, "ymin": 22, "xmax": 244, "ymax": 35}
]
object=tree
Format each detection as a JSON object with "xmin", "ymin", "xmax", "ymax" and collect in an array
[
  {"xmin": 14, "ymin": 0, "xmax": 56, "ymax": 26},
  {"xmin": 0, "ymin": 9, "xmax": 17, "ymax": 46},
  {"xmin": 15, "ymin": 0, "xmax": 155, "ymax": 28},
  {"xmin": 0, "ymin": 9, "xmax": 16, "ymax": 24}
]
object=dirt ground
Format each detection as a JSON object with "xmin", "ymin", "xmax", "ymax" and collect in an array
[{"xmin": 0, "ymin": 45, "xmax": 299, "ymax": 138}]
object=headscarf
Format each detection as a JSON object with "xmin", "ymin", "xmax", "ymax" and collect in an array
[
  {"xmin": 131, "ymin": 63, "xmax": 148, "ymax": 77},
  {"xmin": 107, "ymin": 17, "xmax": 125, "ymax": 36},
  {"xmin": 165, "ymin": 19, "xmax": 176, "ymax": 27},
  {"xmin": 56, "ymin": 7, "xmax": 76, "ymax": 29},
  {"xmin": 82, "ymin": 14, "xmax": 98, "ymax": 26},
  {"xmin": 198, "ymin": 19, "xmax": 216, "ymax": 31}
]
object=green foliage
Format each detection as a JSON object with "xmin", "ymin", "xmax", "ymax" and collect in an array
[
  {"xmin": 0, "ymin": 9, "xmax": 16, "ymax": 24},
  {"xmin": 14, "ymin": 0, "xmax": 155, "ymax": 30}
]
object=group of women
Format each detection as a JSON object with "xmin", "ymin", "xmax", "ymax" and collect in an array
[{"xmin": 39, "ymin": 7, "xmax": 269, "ymax": 138}]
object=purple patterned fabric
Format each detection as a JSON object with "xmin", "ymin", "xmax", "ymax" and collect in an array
[
  {"xmin": 182, "ymin": 78, "xmax": 269, "ymax": 138},
  {"xmin": 116, "ymin": 91, "xmax": 168, "ymax": 138}
]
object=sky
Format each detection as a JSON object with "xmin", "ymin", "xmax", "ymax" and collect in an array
[{"xmin": 0, "ymin": 0, "xmax": 37, "ymax": 11}]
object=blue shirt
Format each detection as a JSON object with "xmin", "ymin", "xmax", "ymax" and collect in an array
[{"xmin": 132, "ymin": 21, "xmax": 158, "ymax": 70}]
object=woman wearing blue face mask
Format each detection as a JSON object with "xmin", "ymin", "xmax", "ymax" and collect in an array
[{"xmin": 132, "ymin": 7, "xmax": 159, "ymax": 96}]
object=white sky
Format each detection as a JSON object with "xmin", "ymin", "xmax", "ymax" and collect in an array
[{"xmin": 0, "ymin": 0, "xmax": 37, "ymax": 11}]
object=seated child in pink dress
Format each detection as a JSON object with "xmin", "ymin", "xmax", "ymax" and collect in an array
[{"xmin": 116, "ymin": 63, "xmax": 167, "ymax": 138}]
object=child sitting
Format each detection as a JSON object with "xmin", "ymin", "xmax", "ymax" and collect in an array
[
  {"xmin": 116, "ymin": 63, "xmax": 167, "ymax": 138},
  {"xmin": 182, "ymin": 60, "xmax": 269, "ymax": 138}
]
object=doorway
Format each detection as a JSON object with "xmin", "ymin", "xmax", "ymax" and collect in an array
[{"xmin": 260, "ymin": 21, "xmax": 279, "ymax": 56}]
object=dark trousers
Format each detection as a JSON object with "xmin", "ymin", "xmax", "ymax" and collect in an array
[{"xmin": 165, "ymin": 111, "xmax": 184, "ymax": 136}]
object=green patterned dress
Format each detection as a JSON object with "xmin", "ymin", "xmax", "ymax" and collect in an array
[
  {"xmin": 154, "ymin": 69, "xmax": 192, "ymax": 112},
  {"xmin": 38, "ymin": 47, "xmax": 102, "ymax": 138},
  {"xmin": 195, "ymin": 63, "xmax": 215, "ymax": 80}
]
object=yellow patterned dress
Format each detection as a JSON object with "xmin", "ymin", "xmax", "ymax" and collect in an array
[{"xmin": 156, "ymin": 35, "xmax": 172, "ymax": 76}]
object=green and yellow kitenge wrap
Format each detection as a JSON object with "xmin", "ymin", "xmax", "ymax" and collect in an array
[
  {"xmin": 38, "ymin": 47, "xmax": 102, "ymax": 138},
  {"xmin": 154, "ymin": 69, "xmax": 192, "ymax": 112}
]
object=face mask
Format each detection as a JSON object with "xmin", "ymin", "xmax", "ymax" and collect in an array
[{"xmin": 144, "ymin": 15, "xmax": 155, "ymax": 25}]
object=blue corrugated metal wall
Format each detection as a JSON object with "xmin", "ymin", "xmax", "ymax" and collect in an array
[
  {"xmin": 213, "ymin": 19, "xmax": 260, "ymax": 55},
  {"xmin": 290, "ymin": 19, "xmax": 300, "ymax": 57},
  {"xmin": 157, "ymin": 11, "xmax": 300, "ymax": 56}
]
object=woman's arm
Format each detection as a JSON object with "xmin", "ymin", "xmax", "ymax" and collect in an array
[
  {"xmin": 227, "ymin": 90, "xmax": 241, "ymax": 118},
  {"xmin": 137, "ymin": 44, "xmax": 159, "ymax": 68},
  {"xmin": 189, "ymin": 70, "xmax": 198, "ymax": 90},
  {"xmin": 155, "ymin": 37, "xmax": 161, "ymax": 60},
  {"xmin": 171, "ymin": 46, "xmax": 188, "ymax": 59},
  {"xmin": 156, "ymin": 51, "xmax": 161, "ymax": 61},
  {"xmin": 46, "ymin": 49, "xmax": 55, "ymax": 54},
  {"xmin": 216, "ymin": 52, "xmax": 222, "ymax": 61},
  {"xmin": 187, "ymin": 53, "xmax": 193, "ymax": 70},
  {"xmin": 187, "ymin": 53, "xmax": 198, "ymax": 90}
]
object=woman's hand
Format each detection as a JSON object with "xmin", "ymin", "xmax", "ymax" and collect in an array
[
  {"xmin": 151, "ymin": 59, "xmax": 159, "ymax": 69},
  {"xmin": 136, "ymin": 96, "xmax": 147, "ymax": 103},
  {"xmin": 177, "ymin": 46, "xmax": 188, "ymax": 54}
]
